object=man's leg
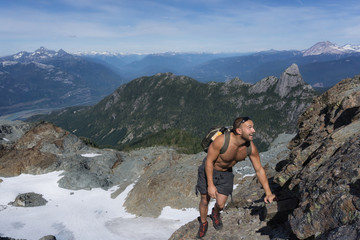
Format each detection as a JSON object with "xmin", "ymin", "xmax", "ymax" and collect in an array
[
  {"xmin": 199, "ymin": 194, "xmax": 210, "ymax": 223},
  {"xmin": 214, "ymin": 193, "xmax": 228, "ymax": 212},
  {"xmin": 197, "ymin": 194, "xmax": 210, "ymax": 238},
  {"xmin": 210, "ymin": 193, "xmax": 228, "ymax": 230}
]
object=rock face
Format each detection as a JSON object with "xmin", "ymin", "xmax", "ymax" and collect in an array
[
  {"xmin": 248, "ymin": 76, "xmax": 278, "ymax": 94},
  {"xmin": 124, "ymin": 150, "xmax": 204, "ymax": 217},
  {"xmin": 273, "ymin": 75, "xmax": 360, "ymax": 239},
  {"xmin": 274, "ymin": 63, "xmax": 310, "ymax": 98}
]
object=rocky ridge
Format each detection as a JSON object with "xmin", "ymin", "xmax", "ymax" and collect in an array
[
  {"xmin": 273, "ymin": 75, "xmax": 360, "ymax": 239},
  {"xmin": 33, "ymin": 64, "xmax": 315, "ymax": 153}
]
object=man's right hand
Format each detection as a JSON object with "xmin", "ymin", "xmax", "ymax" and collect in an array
[{"xmin": 208, "ymin": 185, "xmax": 218, "ymax": 199}]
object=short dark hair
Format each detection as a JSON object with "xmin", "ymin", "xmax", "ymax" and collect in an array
[{"xmin": 233, "ymin": 117, "xmax": 251, "ymax": 131}]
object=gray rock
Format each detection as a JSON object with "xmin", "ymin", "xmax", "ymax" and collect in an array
[
  {"xmin": 248, "ymin": 76, "xmax": 278, "ymax": 95},
  {"xmin": 123, "ymin": 148, "xmax": 205, "ymax": 217},
  {"xmin": 38, "ymin": 235, "xmax": 56, "ymax": 240},
  {"xmin": 9, "ymin": 192, "xmax": 47, "ymax": 207},
  {"xmin": 0, "ymin": 120, "xmax": 34, "ymax": 144},
  {"xmin": 274, "ymin": 63, "xmax": 306, "ymax": 98}
]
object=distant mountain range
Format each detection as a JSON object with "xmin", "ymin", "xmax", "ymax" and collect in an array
[
  {"xmin": 79, "ymin": 41, "xmax": 360, "ymax": 88},
  {"xmin": 0, "ymin": 47, "xmax": 122, "ymax": 115},
  {"xmin": 1, "ymin": 41, "xmax": 359, "ymax": 117}
]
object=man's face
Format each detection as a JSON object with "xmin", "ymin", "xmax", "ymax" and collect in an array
[{"xmin": 239, "ymin": 120, "xmax": 255, "ymax": 141}]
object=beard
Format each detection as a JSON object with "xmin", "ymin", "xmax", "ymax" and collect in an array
[{"xmin": 241, "ymin": 133, "xmax": 253, "ymax": 142}]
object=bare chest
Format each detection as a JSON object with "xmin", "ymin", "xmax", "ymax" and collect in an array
[{"xmin": 219, "ymin": 144, "xmax": 249, "ymax": 163}]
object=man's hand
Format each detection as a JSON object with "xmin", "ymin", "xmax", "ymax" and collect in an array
[
  {"xmin": 208, "ymin": 185, "xmax": 218, "ymax": 199},
  {"xmin": 264, "ymin": 194, "xmax": 276, "ymax": 203}
]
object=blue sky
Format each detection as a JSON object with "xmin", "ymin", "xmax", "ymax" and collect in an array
[{"xmin": 0, "ymin": 0, "xmax": 359, "ymax": 56}]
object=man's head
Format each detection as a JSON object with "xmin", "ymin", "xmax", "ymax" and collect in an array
[{"xmin": 233, "ymin": 117, "xmax": 255, "ymax": 141}]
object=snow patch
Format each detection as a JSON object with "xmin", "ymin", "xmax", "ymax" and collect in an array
[
  {"xmin": 2, "ymin": 61, "xmax": 18, "ymax": 67},
  {"xmin": 81, "ymin": 153, "xmax": 103, "ymax": 158},
  {"xmin": 0, "ymin": 171, "xmax": 198, "ymax": 240},
  {"xmin": 33, "ymin": 62, "xmax": 54, "ymax": 70}
]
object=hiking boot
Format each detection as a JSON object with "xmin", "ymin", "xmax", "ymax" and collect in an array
[
  {"xmin": 210, "ymin": 208, "xmax": 223, "ymax": 230},
  {"xmin": 196, "ymin": 217, "xmax": 208, "ymax": 239}
]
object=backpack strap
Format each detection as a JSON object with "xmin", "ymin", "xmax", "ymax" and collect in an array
[
  {"xmin": 220, "ymin": 131, "xmax": 230, "ymax": 154},
  {"xmin": 219, "ymin": 133, "xmax": 253, "ymax": 156},
  {"xmin": 246, "ymin": 141, "xmax": 252, "ymax": 156}
]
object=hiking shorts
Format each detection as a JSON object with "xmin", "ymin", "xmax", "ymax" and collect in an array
[{"xmin": 196, "ymin": 158, "xmax": 234, "ymax": 196}]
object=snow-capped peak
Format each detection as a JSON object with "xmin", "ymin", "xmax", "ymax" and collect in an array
[
  {"xmin": 32, "ymin": 47, "xmax": 56, "ymax": 58},
  {"xmin": 303, "ymin": 41, "xmax": 360, "ymax": 56},
  {"xmin": 1, "ymin": 47, "xmax": 72, "ymax": 63}
]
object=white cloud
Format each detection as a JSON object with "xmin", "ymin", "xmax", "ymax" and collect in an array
[{"xmin": 0, "ymin": 0, "xmax": 360, "ymax": 54}]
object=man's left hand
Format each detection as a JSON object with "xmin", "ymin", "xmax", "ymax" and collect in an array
[{"xmin": 264, "ymin": 194, "xmax": 276, "ymax": 203}]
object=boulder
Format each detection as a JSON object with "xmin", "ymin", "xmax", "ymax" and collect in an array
[
  {"xmin": 38, "ymin": 235, "xmax": 56, "ymax": 240},
  {"xmin": 124, "ymin": 149, "xmax": 205, "ymax": 217},
  {"xmin": 9, "ymin": 192, "xmax": 47, "ymax": 207}
]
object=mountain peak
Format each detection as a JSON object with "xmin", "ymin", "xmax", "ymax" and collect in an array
[
  {"xmin": 302, "ymin": 41, "xmax": 342, "ymax": 56},
  {"xmin": 284, "ymin": 63, "xmax": 300, "ymax": 76},
  {"xmin": 32, "ymin": 47, "xmax": 57, "ymax": 58},
  {"xmin": 302, "ymin": 41, "xmax": 360, "ymax": 56},
  {"xmin": 56, "ymin": 49, "xmax": 70, "ymax": 57},
  {"xmin": 274, "ymin": 63, "xmax": 309, "ymax": 98}
]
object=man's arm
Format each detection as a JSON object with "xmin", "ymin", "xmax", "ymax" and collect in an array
[
  {"xmin": 205, "ymin": 135, "xmax": 223, "ymax": 198},
  {"xmin": 249, "ymin": 141, "xmax": 276, "ymax": 203}
]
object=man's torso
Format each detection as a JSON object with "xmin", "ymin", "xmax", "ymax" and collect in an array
[{"xmin": 213, "ymin": 133, "xmax": 250, "ymax": 171}]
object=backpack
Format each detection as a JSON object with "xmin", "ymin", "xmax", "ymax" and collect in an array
[{"xmin": 200, "ymin": 126, "xmax": 252, "ymax": 156}]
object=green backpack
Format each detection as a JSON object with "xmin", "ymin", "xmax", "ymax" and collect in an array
[{"xmin": 200, "ymin": 126, "xmax": 252, "ymax": 156}]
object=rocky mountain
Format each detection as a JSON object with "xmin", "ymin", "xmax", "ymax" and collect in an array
[
  {"xmin": 0, "ymin": 47, "xmax": 122, "ymax": 116},
  {"xmin": 30, "ymin": 64, "xmax": 315, "ymax": 153},
  {"xmin": 170, "ymin": 74, "xmax": 360, "ymax": 239}
]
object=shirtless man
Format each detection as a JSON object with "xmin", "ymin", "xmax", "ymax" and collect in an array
[{"xmin": 196, "ymin": 117, "xmax": 276, "ymax": 238}]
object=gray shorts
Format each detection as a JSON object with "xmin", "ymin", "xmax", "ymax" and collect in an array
[{"xmin": 196, "ymin": 158, "xmax": 234, "ymax": 196}]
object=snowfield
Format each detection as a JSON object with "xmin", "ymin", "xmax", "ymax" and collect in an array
[{"xmin": 0, "ymin": 171, "xmax": 199, "ymax": 240}]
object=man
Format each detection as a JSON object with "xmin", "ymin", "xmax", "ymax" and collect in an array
[{"xmin": 196, "ymin": 117, "xmax": 276, "ymax": 238}]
